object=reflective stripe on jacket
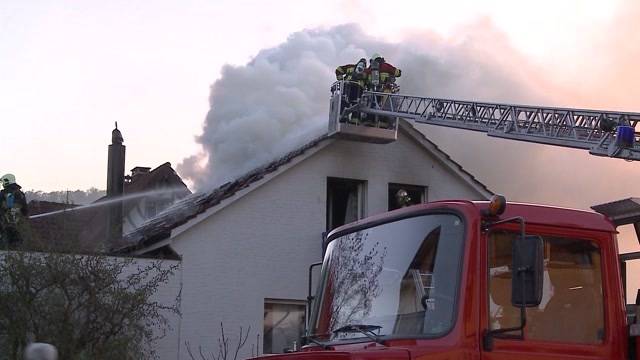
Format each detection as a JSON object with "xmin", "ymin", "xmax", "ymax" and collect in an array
[
  {"xmin": 335, "ymin": 64, "xmax": 356, "ymax": 80},
  {"xmin": 336, "ymin": 64, "xmax": 366, "ymax": 87}
]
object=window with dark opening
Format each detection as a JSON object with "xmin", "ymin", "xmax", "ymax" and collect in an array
[
  {"xmin": 388, "ymin": 183, "xmax": 427, "ymax": 211},
  {"xmin": 327, "ymin": 177, "xmax": 366, "ymax": 231}
]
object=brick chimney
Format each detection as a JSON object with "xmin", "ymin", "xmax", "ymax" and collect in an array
[
  {"xmin": 106, "ymin": 122, "xmax": 125, "ymax": 244},
  {"xmin": 130, "ymin": 166, "xmax": 151, "ymax": 182}
]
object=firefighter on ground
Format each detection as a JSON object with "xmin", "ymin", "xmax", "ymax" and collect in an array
[
  {"xmin": 0, "ymin": 173, "xmax": 29, "ymax": 247},
  {"xmin": 364, "ymin": 53, "xmax": 402, "ymax": 128},
  {"xmin": 335, "ymin": 58, "xmax": 368, "ymax": 123}
]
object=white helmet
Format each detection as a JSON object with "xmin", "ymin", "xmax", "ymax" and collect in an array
[
  {"xmin": 355, "ymin": 58, "xmax": 366, "ymax": 73},
  {"xmin": 1, "ymin": 174, "xmax": 16, "ymax": 189},
  {"xmin": 395, "ymin": 189, "xmax": 411, "ymax": 206},
  {"xmin": 24, "ymin": 343, "xmax": 58, "ymax": 360}
]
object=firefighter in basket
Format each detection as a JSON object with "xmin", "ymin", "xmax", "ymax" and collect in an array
[
  {"xmin": 335, "ymin": 58, "xmax": 368, "ymax": 124},
  {"xmin": 364, "ymin": 53, "xmax": 402, "ymax": 128}
]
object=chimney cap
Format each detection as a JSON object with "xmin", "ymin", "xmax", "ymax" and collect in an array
[
  {"xmin": 112, "ymin": 122, "xmax": 123, "ymax": 144},
  {"xmin": 131, "ymin": 166, "xmax": 151, "ymax": 174}
]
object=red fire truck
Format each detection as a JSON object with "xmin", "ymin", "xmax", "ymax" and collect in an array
[
  {"xmin": 302, "ymin": 197, "xmax": 634, "ymax": 360},
  {"xmin": 252, "ymin": 82, "xmax": 640, "ymax": 359}
]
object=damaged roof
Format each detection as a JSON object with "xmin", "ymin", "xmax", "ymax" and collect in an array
[
  {"xmin": 116, "ymin": 134, "xmax": 331, "ymax": 253},
  {"xmin": 28, "ymin": 201, "xmax": 94, "ymax": 250},
  {"xmin": 116, "ymin": 120, "xmax": 493, "ymax": 254}
]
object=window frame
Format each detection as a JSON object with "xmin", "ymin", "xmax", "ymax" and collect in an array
[
  {"xmin": 263, "ymin": 298, "xmax": 307, "ymax": 354},
  {"xmin": 387, "ymin": 183, "xmax": 428, "ymax": 211},
  {"xmin": 326, "ymin": 177, "xmax": 367, "ymax": 231}
]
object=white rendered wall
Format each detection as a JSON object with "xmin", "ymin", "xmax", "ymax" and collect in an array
[{"xmin": 170, "ymin": 129, "xmax": 488, "ymax": 359}]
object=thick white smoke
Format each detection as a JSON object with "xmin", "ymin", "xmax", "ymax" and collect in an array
[
  {"xmin": 178, "ymin": 23, "xmax": 550, "ymax": 190},
  {"xmin": 179, "ymin": 10, "xmax": 640, "ymax": 220},
  {"xmin": 179, "ymin": 26, "xmax": 366, "ymax": 189}
]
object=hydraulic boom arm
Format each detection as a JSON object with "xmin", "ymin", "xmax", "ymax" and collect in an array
[{"xmin": 358, "ymin": 91, "xmax": 640, "ymax": 160}]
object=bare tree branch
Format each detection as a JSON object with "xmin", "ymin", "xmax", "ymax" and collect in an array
[{"xmin": 185, "ymin": 322, "xmax": 253, "ymax": 360}]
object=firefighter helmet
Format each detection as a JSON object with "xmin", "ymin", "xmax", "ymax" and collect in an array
[
  {"xmin": 1, "ymin": 174, "xmax": 16, "ymax": 189},
  {"xmin": 24, "ymin": 343, "xmax": 58, "ymax": 360},
  {"xmin": 355, "ymin": 58, "xmax": 366, "ymax": 74},
  {"xmin": 395, "ymin": 189, "xmax": 411, "ymax": 207}
]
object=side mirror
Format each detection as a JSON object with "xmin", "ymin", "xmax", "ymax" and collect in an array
[{"xmin": 511, "ymin": 235, "xmax": 543, "ymax": 307}]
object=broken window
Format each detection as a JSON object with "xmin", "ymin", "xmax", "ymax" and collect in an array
[
  {"xmin": 388, "ymin": 183, "xmax": 427, "ymax": 211},
  {"xmin": 263, "ymin": 299, "xmax": 306, "ymax": 354},
  {"xmin": 327, "ymin": 177, "xmax": 366, "ymax": 231}
]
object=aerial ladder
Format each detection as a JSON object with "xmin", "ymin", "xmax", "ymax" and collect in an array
[
  {"xmin": 328, "ymin": 81, "xmax": 640, "ymax": 160},
  {"xmin": 328, "ymin": 80, "xmax": 640, "ymax": 308}
]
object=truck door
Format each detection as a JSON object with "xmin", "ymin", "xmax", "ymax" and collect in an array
[{"xmin": 481, "ymin": 230, "xmax": 610, "ymax": 360}]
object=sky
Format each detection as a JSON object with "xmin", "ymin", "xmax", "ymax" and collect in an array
[
  {"xmin": 1, "ymin": 0, "xmax": 629, "ymax": 191},
  {"xmin": 3, "ymin": 0, "xmax": 640, "ymax": 238},
  {"xmin": 3, "ymin": 0, "xmax": 640, "ymax": 294}
]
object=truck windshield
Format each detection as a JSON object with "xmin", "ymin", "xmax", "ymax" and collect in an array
[{"xmin": 311, "ymin": 213, "xmax": 465, "ymax": 341}]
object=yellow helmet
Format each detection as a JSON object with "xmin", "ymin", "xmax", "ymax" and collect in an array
[{"xmin": 1, "ymin": 174, "xmax": 16, "ymax": 189}]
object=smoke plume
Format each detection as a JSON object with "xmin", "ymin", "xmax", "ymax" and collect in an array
[
  {"xmin": 179, "ymin": 6, "xmax": 640, "ymax": 221},
  {"xmin": 178, "ymin": 22, "xmax": 550, "ymax": 189}
]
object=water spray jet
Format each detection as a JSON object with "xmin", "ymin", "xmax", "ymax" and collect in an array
[{"xmin": 29, "ymin": 187, "xmax": 187, "ymax": 220}]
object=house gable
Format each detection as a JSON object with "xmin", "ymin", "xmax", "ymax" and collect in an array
[
  {"xmin": 123, "ymin": 120, "xmax": 492, "ymax": 256},
  {"xmin": 157, "ymin": 121, "xmax": 494, "ymax": 356}
]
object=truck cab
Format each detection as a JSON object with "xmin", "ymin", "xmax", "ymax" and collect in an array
[{"xmin": 252, "ymin": 198, "xmax": 633, "ymax": 360}]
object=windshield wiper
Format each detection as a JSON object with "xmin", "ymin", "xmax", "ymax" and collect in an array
[{"xmin": 332, "ymin": 324, "xmax": 388, "ymax": 346}]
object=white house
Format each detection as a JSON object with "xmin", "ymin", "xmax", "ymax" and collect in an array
[{"xmin": 118, "ymin": 119, "xmax": 492, "ymax": 359}]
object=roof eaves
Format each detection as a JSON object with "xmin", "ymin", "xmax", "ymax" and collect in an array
[
  {"xmin": 119, "ymin": 121, "xmax": 493, "ymax": 254},
  {"xmin": 399, "ymin": 119, "xmax": 494, "ymax": 198}
]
